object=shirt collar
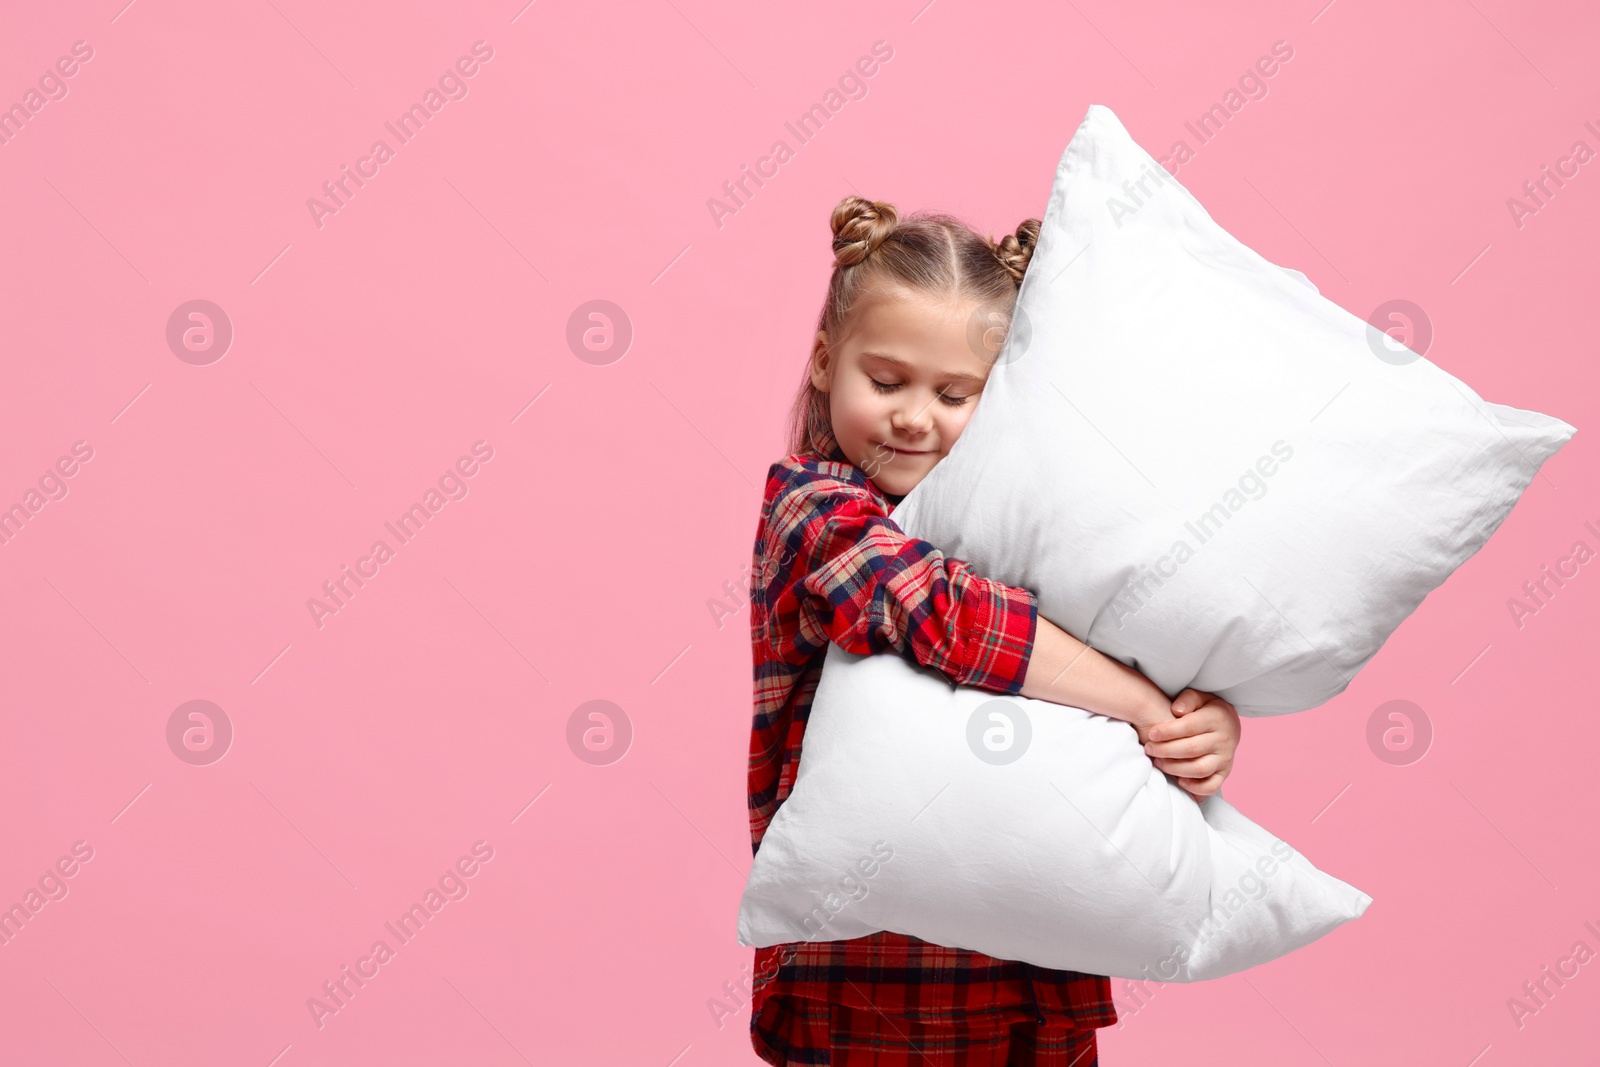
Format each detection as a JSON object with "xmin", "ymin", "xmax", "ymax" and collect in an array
[
  {"xmin": 807, "ymin": 419, "xmax": 848, "ymax": 464},
  {"xmin": 808, "ymin": 421, "xmax": 905, "ymax": 507}
]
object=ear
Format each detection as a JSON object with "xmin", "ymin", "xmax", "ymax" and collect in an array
[{"xmin": 809, "ymin": 331, "xmax": 832, "ymax": 392}]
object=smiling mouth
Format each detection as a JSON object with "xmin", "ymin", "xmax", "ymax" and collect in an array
[{"xmin": 879, "ymin": 443, "xmax": 931, "ymax": 455}]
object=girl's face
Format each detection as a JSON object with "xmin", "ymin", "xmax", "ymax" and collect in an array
[{"xmin": 810, "ymin": 284, "xmax": 1003, "ymax": 498}]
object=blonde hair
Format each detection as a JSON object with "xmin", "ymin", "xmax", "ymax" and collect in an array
[{"xmin": 786, "ymin": 194, "xmax": 1040, "ymax": 457}]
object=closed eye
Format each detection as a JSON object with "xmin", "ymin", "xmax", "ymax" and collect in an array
[{"xmin": 869, "ymin": 379, "xmax": 971, "ymax": 406}]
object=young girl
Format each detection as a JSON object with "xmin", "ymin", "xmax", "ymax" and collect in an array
[{"xmin": 747, "ymin": 196, "xmax": 1242, "ymax": 1065}]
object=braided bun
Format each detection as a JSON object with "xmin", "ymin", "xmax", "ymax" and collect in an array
[
  {"xmin": 830, "ymin": 195, "xmax": 899, "ymax": 267},
  {"xmin": 992, "ymin": 218, "xmax": 1041, "ymax": 286}
]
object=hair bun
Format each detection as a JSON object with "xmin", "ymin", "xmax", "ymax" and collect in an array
[
  {"xmin": 993, "ymin": 218, "xmax": 1041, "ymax": 286},
  {"xmin": 830, "ymin": 195, "xmax": 899, "ymax": 267}
]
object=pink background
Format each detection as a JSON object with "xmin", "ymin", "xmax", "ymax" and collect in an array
[{"xmin": 1, "ymin": 0, "xmax": 1596, "ymax": 1063}]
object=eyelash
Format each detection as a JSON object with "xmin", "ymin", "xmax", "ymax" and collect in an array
[{"xmin": 869, "ymin": 379, "xmax": 971, "ymax": 406}]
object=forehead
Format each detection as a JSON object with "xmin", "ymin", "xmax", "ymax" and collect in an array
[{"xmin": 840, "ymin": 285, "xmax": 996, "ymax": 380}]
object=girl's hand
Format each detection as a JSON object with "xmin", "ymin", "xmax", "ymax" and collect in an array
[{"xmin": 1143, "ymin": 688, "xmax": 1240, "ymax": 802}]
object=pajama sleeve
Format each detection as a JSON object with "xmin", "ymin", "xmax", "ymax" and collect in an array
[{"xmin": 764, "ymin": 464, "xmax": 1038, "ymax": 695}]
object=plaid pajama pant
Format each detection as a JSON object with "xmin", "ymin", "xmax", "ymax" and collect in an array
[{"xmin": 752, "ymin": 992, "xmax": 1100, "ymax": 1066}]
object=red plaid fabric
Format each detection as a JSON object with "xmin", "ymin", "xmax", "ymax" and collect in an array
[
  {"xmin": 746, "ymin": 421, "xmax": 1117, "ymax": 1065},
  {"xmin": 755, "ymin": 985, "xmax": 1103, "ymax": 1066}
]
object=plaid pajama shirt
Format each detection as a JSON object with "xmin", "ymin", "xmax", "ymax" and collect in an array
[{"xmin": 746, "ymin": 422, "xmax": 1117, "ymax": 1065}]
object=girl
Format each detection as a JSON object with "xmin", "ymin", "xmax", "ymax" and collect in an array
[{"xmin": 747, "ymin": 195, "xmax": 1242, "ymax": 1065}]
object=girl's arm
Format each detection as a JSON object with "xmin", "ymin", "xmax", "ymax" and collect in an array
[
  {"xmin": 767, "ymin": 462, "xmax": 1176, "ymax": 737},
  {"xmin": 774, "ymin": 473, "xmax": 1033, "ymax": 693},
  {"xmin": 1020, "ymin": 614, "xmax": 1176, "ymax": 743}
]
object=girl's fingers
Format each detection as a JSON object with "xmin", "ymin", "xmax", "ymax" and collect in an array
[
  {"xmin": 1178, "ymin": 771, "xmax": 1226, "ymax": 797},
  {"xmin": 1152, "ymin": 754, "xmax": 1220, "ymax": 779},
  {"xmin": 1144, "ymin": 731, "xmax": 1215, "ymax": 760},
  {"xmin": 1143, "ymin": 712, "xmax": 1211, "ymax": 744}
]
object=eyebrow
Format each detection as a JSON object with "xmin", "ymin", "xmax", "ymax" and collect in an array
[{"xmin": 860, "ymin": 351, "xmax": 987, "ymax": 384}]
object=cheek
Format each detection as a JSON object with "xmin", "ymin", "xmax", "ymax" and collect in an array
[
  {"xmin": 840, "ymin": 383, "xmax": 887, "ymax": 424},
  {"xmin": 941, "ymin": 404, "xmax": 978, "ymax": 437},
  {"xmin": 829, "ymin": 388, "xmax": 880, "ymax": 447}
]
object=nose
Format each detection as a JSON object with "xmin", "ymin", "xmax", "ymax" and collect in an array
[{"xmin": 889, "ymin": 395, "xmax": 934, "ymax": 438}]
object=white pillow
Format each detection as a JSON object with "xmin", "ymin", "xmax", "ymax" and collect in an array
[
  {"xmin": 895, "ymin": 104, "xmax": 1575, "ymax": 717},
  {"xmin": 737, "ymin": 646, "xmax": 1371, "ymax": 981}
]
